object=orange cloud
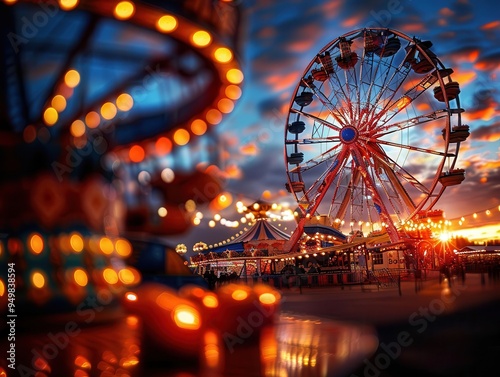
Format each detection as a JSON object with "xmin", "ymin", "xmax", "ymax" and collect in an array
[
  {"xmin": 341, "ymin": 15, "xmax": 363, "ymax": 28},
  {"xmin": 287, "ymin": 39, "xmax": 317, "ymax": 54},
  {"xmin": 220, "ymin": 149, "xmax": 231, "ymax": 161},
  {"xmin": 460, "ymin": 159, "xmax": 472, "ymax": 168},
  {"xmin": 481, "ymin": 20, "xmax": 500, "ymax": 30},
  {"xmin": 479, "ymin": 132, "xmax": 500, "ymax": 142},
  {"xmin": 402, "ymin": 77, "xmax": 422, "ymax": 92},
  {"xmin": 264, "ymin": 72, "xmax": 301, "ymax": 93},
  {"xmin": 420, "ymin": 120, "xmax": 442, "ymax": 136},
  {"xmin": 401, "ymin": 23, "xmax": 426, "ymax": 34},
  {"xmin": 444, "ymin": 48, "xmax": 480, "ymax": 64},
  {"xmin": 224, "ymin": 164, "xmax": 242, "ymax": 179},
  {"xmin": 319, "ymin": 0, "xmax": 342, "ymax": 19},
  {"xmin": 465, "ymin": 50, "xmax": 480, "ymax": 63},
  {"xmin": 457, "ymin": 142, "xmax": 472, "ymax": 153},
  {"xmin": 450, "ymin": 70, "xmax": 476, "ymax": 86},
  {"xmin": 437, "ymin": 18, "xmax": 448, "ymax": 27},
  {"xmin": 439, "ymin": 7, "xmax": 454, "ymax": 17},
  {"xmin": 474, "ymin": 53, "xmax": 500, "ymax": 71},
  {"xmin": 464, "ymin": 107, "xmax": 496, "ymax": 122},
  {"xmin": 474, "ymin": 61, "xmax": 499, "ymax": 71},
  {"xmin": 476, "ymin": 159, "xmax": 500, "ymax": 170},
  {"xmin": 240, "ymin": 142, "xmax": 259, "ymax": 156},
  {"xmin": 416, "ymin": 102, "xmax": 431, "ymax": 112},
  {"xmin": 257, "ymin": 26, "xmax": 276, "ymax": 39},
  {"xmin": 486, "ymin": 133, "xmax": 500, "ymax": 142}
]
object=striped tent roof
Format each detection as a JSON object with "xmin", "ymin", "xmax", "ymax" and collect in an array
[
  {"xmin": 209, "ymin": 219, "xmax": 290, "ymax": 253},
  {"xmin": 233, "ymin": 219, "xmax": 290, "ymax": 242}
]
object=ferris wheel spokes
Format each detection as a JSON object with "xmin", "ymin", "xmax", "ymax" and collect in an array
[
  {"xmin": 290, "ymin": 108, "xmax": 342, "ymax": 132},
  {"xmin": 369, "ymin": 154, "xmax": 420, "ymax": 218},
  {"xmin": 289, "ymin": 145, "xmax": 344, "ymax": 174},
  {"xmin": 330, "ymin": 167, "xmax": 361, "ymax": 222},
  {"xmin": 285, "ymin": 28, "xmax": 468, "ymax": 249},
  {"xmin": 374, "ymin": 139, "xmax": 452, "ymax": 157},
  {"xmin": 372, "ymin": 110, "xmax": 448, "ymax": 138},
  {"xmin": 370, "ymin": 146, "xmax": 430, "ymax": 197},
  {"xmin": 304, "ymin": 83, "xmax": 350, "ymax": 127}
]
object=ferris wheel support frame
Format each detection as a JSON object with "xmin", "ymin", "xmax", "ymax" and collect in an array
[{"xmin": 284, "ymin": 27, "xmax": 468, "ymax": 253}]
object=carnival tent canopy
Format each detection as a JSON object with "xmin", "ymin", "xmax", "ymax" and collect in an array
[
  {"xmin": 303, "ymin": 224, "xmax": 347, "ymax": 241},
  {"xmin": 208, "ymin": 218, "xmax": 290, "ymax": 254}
]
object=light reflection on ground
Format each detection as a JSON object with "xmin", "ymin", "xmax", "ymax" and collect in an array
[{"xmin": 13, "ymin": 312, "xmax": 377, "ymax": 377}]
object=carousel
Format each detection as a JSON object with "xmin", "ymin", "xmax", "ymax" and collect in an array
[
  {"xmin": 191, "ymin": 201, "xmax": 293, "ymax": 277},
  {"xmin": 191, "ymin": 202, "xmax": 348, "ymax": 277},
  {"xmin": 0, "ymin": 1, "xmax": 249, "ymax": 376},
  {"xmin": 0, "ymin": 0, "xmax": 243, "ymax": 314}
]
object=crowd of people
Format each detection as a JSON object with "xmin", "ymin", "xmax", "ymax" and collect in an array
[{"xmin": 202, "ymin": 269, "xmax": 239, "ymax": 289}]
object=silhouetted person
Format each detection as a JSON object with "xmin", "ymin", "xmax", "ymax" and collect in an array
[{"xmin": 207, "ymin": 270, "xmax": 217, "ymax": 290}]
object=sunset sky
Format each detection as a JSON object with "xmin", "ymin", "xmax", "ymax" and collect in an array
[{"xmin": 166, "ymin": 0, "xmax": 500, "ymax": 250}]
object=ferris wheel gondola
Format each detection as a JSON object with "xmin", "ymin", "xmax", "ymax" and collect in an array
[{"xmin": 284, "ymin": 28, "xmax": 469, "ymax": 248}]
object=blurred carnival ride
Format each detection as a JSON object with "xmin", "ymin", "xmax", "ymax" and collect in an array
[{"xmin": 0, "ymin": 0, "xmax": 243, "ymax": 313}]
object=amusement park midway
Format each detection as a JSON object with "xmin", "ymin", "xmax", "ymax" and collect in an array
[
  {"xmin": 163, "ymin": 0, "xmax": 500, "ymax": 255},
  {"xmin": 2, "ymin": 1, "xmax": 500, "ymax": 377}
]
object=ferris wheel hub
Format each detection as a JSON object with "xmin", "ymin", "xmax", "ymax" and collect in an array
[
  {"xmin": 285, "ymin": 28, "xmax": 467, "ymax": 248},
  {"xmin": 340, "ymin": 126, "xmax": 358, "ymax": 144}
]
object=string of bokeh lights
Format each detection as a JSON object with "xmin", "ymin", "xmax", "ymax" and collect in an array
[
  {"xmin": 195, "ymin": 202, "xmax": 500, "ymax": 249},
  {"xmin": 402, "ymin": 205, "xmax": 500, "ymax": 241},
  {"xmin": 184, "ymin": 198, "xmax": 296, "ymax": 250},
  {"xmin": 199, "ymin": 199, "xmax": 295, "ymax": 227},
  {"xmin": 14, "ymin": 0, "xmax": 244, "ymax": 163},
  {"xmin": 449, "ymin": 205, "xmax": 500, "ymax": 226}
]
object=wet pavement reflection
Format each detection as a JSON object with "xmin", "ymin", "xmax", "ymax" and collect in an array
[{"xmin": 12, "ymin": 313, "xmax": 377, "ymax": 377}]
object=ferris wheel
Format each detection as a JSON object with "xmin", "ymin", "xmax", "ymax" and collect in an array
[{"xmin": 284, "ymin": 28, "xmax": 469, "ymax": 246}]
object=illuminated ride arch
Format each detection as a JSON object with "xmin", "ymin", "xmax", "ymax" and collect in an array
[
  {"xmin": 284, "ymin": 28, "xmax": 469, "ymax": 250},
  {"xmin": 0, "ymin": 0, "xmax": 243, "ymax": 310}
]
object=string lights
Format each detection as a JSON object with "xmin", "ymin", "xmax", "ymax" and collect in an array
[
  {"xmin": 192, "ymin": 199, "xmax": 296, "ymax": 230},
  {"xmin": 403, "ymin": 205, "xmax": 500, "ymax": 241},
  {"xmin": 194, "ymin": 201, "xmax": 500, "ymax": 250}
]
